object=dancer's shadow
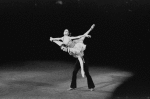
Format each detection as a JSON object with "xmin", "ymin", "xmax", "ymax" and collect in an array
[{"xmin": 110, "ymin": 71, "xmax": 150, "ymax": 98}]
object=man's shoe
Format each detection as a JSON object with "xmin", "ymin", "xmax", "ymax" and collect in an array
[
  {"xmin": 89, "ymin": 88, "xmax": 94, "ymax": 91},
  {"xmin": 67, "ymin": 88, "xmax": 75, "ymax": 91}
]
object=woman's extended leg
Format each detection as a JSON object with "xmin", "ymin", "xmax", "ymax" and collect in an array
[
  {"xmin": 83, "ymin": 24, "xmax": 94, "ymax": 37},
  {"xmin": 77, "ymin": 56, "xmax": 85, "ymax": 78}
]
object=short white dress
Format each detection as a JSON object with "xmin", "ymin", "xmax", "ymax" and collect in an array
[{"xmin": 63, "ymin": 36, "xmax": 86, "ymax": 58}]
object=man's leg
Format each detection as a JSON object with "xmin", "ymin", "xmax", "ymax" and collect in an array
[
  {"xmin": 69, "ymin": 59, "xmax": 80, "ymax": 89},
  {"xmin": 84, "ymin": 55, "xmax": 95, "ymax": 90}
]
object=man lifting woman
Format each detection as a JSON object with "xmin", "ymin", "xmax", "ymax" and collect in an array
[{"xmin": 50, "ymin": 24, "xmax": 95, "ymax": 91}]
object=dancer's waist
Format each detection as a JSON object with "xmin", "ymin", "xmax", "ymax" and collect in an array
[{"xmin": 67, "ymin": 41, "xmax": 76, "ymax": 48}]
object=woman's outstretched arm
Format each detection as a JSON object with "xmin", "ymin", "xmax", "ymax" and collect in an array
[
  {"xmin": 69, "ymin": 35, "xmax": 86, "ymax": 40},
  {"xmin": 50, "ymin": 37, "xmax": 63, "ymax": 41}
]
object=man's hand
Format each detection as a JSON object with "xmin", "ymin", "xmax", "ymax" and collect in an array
[{"xmin": 50, "ymin": 37, "xmax": 53, "ymax": 41}]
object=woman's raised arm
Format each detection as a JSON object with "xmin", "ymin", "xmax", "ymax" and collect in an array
[
  {"xmin": 70, "ymin": 24, "xmax": 95, "ymax": 40},
  {"xmin": 70, "ymin": 35, "xmax": 85, "ymax": 40}
]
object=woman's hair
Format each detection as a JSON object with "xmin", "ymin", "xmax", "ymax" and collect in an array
[
  {"xmin": 64, "ymin": 29, "xmax": 69, "ymax": 35},
  {"xmin": 69, "ymin": 32, "xmax": 71, "ymax": 36},
  {"xmin": 64, "ymin": 29, "xmax": 72, "ymax": 36}
]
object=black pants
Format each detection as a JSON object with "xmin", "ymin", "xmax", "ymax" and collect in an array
[{"xmin": 70, "ymin": 55, "xmax": 95, "ymax": 89}]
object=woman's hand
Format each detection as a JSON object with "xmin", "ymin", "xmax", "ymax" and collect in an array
[
  {"xmin": 86, "ymin": 35, "xmax": 91, "ymax": 38},
  {"xmin": 84, "ymin": 34, "xmax": 91, "ymax": 38},
  {"xmin": 50, "ymin": 37, "xmax": 53, "ymax": 41},
  {"xmin": 91, "ymin": 24, "xmax": 95, "ymax": 29}
]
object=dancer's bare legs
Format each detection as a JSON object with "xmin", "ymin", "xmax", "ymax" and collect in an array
[
  {"xmin": 72, "ymin": 35, "xmax": 87, "ymax": 78},
  {"xmin": 73, "ymin": 24, "xmax": 94, "ymax": 43},
  {"xmin": 77, "ymin": 56, "xmax": 85, "ymax": 78},
  {"xmin": 72, "ymin": 24, "xmax": 95, "ymax": 78},
  {"xmin": 83, "ymin": 24, "xmax": 95, "ymax": 38}
]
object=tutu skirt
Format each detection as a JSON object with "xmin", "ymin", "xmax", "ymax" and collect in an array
[{"xmin": 68, "ymin": 40, "xmax": 86, "ymax": 58}]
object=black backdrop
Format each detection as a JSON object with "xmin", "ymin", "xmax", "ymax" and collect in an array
[{"xmin": 1, "ymin": 0, "xmax": 149, "ymax": 68}]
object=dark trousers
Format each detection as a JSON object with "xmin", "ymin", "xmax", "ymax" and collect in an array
[{"xmin": 70, "ymin": 55, "xmax": 95, "ymax": 89}]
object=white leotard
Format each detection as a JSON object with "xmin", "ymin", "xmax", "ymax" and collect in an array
[
  {"xmin": 61, "ymin": 35, "xmax": 86, "ymax": 58},
  {"xmin": 62, "ymin": 36, "xmax": 71, "ymax": 45}
]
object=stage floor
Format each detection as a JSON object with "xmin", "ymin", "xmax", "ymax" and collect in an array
[{"xmin": 0, "ymin": 61, "xmax": 132, "ymax": 99}]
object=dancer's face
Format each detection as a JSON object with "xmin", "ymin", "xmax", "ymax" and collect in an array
[
  {"xmin": 61, "ymin": 46, "xmax": 67, "ymax": 52},
  {"xmin": 64, "ymin": 29, "xmax": 69, "ymax": 36}
]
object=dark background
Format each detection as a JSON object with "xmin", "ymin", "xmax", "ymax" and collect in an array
[{"xmin": 0, "ymin": 0, "xmax": 150, "ymax": 97}]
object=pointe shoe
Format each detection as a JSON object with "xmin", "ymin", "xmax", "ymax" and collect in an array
[
  {"xmin": 81, "ymin": 71, "xmax": 85, "ymax": 78},
  {"xmin": 67, "ymin": 88, "xmax": 75, "ymax": 91}
]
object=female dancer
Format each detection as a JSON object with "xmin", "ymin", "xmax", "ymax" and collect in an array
[{"xmin": 50, "ymin": 24, "xmax": 95, "ymax": 78}]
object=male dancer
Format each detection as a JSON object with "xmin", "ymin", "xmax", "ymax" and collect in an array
[{"xmin": 68, "ymin": 50, "xmax": 95, "ymax": 91}]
